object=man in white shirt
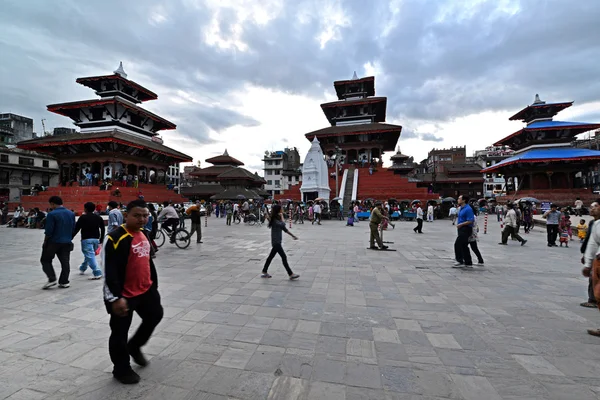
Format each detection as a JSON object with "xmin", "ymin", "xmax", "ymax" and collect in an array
[
  {"xmin": 413, "ymin": 203, "xmax": 424, "ymax": 233},
  {"xmin": 158, "ymin": 201, "xmax": 180, "ymax": 243},
  {"xmin": 242, "ymin": 201, "xmax": 250, "ymax": 217},
  {"xmin": 107, "ymin": 201, "xmax": 123, "ymax": 234},
  {"xmin": 427, "ymin": 204, "xmax": 434, "ymax": 222},
  {"xmin": 312, "ymin": 203, "xmax": 322, "ymax": 225},
  {"xmin": 498, "ymin": 203, "xmax": 527, "ymax": 246},
  {"xmin": 449, "ymin": 205, "xmax": 458, "ymax": 225},
  {"xmin": 575, "ymin": 197, "xmax": 584, "ymax": 216}
]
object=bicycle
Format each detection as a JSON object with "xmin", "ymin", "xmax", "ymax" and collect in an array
[{"xmin": 155, "ymin": 221, "xmax": 191, "ymax": 249}]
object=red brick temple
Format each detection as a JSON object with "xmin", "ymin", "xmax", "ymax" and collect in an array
[
  {"xmin": 482, "ymin": 94, "xmax": 600, "ymax": 204},
  {"xmin": 277, "ymin": 73, "xmax": 438, "ymax": 203},
  {"xmin": 17, "ymin": 63, "xmax": 192, "ymax": 210}
]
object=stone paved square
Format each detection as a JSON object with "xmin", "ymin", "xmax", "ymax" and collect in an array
[{"xmin": 1, "ymin": 216, "xmax": 600, "ymax": 399}]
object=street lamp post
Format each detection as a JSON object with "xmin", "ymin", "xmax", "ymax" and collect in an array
[{"xmin": 334, "ymin": 146, "xmax": 341, "ymax": 198}]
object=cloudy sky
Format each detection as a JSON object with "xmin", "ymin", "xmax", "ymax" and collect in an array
[{"xmin": 2, "ymin": 0, "xmax": 600, "ymax": 172}]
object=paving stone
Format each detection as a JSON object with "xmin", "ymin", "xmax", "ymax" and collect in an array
[{"xmin": 2, "ymin": 219, "xmax": 600, "ymax": 398}]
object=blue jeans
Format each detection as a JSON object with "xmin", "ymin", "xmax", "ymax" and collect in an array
[{"xmin": 80, "ymin": 238, "xmax": 102, "ymax": 276}]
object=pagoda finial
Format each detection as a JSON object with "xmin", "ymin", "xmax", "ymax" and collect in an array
[
  {"xmin": 533, "ymin": 93, "xmax": 545, "ymax": 105},
  {"xmin": 223, "ymin": 149, "xmax": 229, "ymax": 156},
  {"xmin": 351, "ymin": 71, "xmax": 358, "ymax": 80},
  {"xmin": 114, "ymin": 61, "xmax": 128, "ymax": 79}
]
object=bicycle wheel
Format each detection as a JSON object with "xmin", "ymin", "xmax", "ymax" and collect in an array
[
  {"xmin": 248, "ymin": 218, "xmax": 255, "ymax": 226},
  {"xmin": 174, "ymin": 228, "xmax": 191, "ymax": 249},
  {"xmin": 155, "ymin": 229, "xmax": 166, "ymax": 248}
]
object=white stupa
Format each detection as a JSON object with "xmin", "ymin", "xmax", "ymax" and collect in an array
[{"xmin": 300, "ymin": 137, "xmax": 331, "ymax": 201}]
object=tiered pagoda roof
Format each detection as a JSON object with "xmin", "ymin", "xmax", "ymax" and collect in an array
[
  {"xmin": 205, "ymin": 149, "xmax": 244, "ymax": 166},
  {"xmin": 483, "ymin": 94, "xmax": 600, "ymax": 173},
  {"xmin": 16, "ymin": 62, "xmax": 192, "ymax": 166}
]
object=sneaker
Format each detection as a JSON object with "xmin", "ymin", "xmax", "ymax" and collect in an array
[
  {"xmin": 452, "ymin": 263, "xmax": 464, "ymax": 268},
  {"xmin": 478, "ymin": 260, "xmax": 484, "ymax": 265},
  {"xmin": 261, "ymin": 273, "xmax": 272, "ymax": 278},
  {"xmin": 42, "ymin": 280, "xmax": 57, "ymax": 290},
  {"xmin": 58, "ymin": 283, "xmax": 70, "ymax": 288},
  {"xmin": 113, "ymin": 369, "xmax": 141, "ymax": 384},
  {"xmin": 89, "ymin": 275, "xmax": 103, "ymax": 280},
  {"xmin": 289, "ymin": 274, "xmax": 300, "ymax": 280},
  {"xmin": 498, "ymin": 242, "xmax": 507, "ymax": 245},
  {"xmin": 380, "ymin": 245, "xmax": 389, "ymax": 250},
  {"xmin": 128, "ymin": 346, "xmax": 148, "ymax": 367},
  {"xmin": 521, "ymin": 240, "xmax": 527, "ymax": 247},
  {"xmin": 79, "ymin": 270, "xmax": 85, "ymax": 275}
]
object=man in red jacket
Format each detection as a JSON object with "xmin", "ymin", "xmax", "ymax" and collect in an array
[{"xmin": 104, "ymin": 199, "xmax": 163, "ymax": 384}]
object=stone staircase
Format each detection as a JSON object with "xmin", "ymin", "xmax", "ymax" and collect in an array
[
  {"xmin": 14, "ymin": 183, "xmax": 188, "ymax": 213},
  {"xmin": 341, "ymin": 167, "xmax": 355, "ymax": 216}
]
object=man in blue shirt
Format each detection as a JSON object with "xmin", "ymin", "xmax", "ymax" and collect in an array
[
  {"xmin": 42, "ymin": 196, "xmax": 76, "ymax": 289},
  {"xmin": 454, "ymin": 195, "xmax": 475, "ymax": 268}
]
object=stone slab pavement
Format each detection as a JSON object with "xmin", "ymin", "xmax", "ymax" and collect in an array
[{"xmin": 1, "ymin": 216, "xmax": 600, "ymax": 399}]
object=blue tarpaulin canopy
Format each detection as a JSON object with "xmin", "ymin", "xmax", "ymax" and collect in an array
[{"xmin": 481, "ymin": 148, "xmax": 600, "ymax": 173}]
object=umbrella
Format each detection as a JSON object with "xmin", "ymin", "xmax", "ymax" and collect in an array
[
  {"xmin": 364, "ymin": 198, "xmax": 375, "ymax": 202},
  {"xmin": 236, "ymin": 195, "xmax": 246, "ymax": 200},
  {"xmin": 477, "ymin": 198, "xmax": 487, "ymax": 203},
  {"xmin": 411, "ymin": 199, "xmax": 421, "ymax": 204},
  {"xmin": 398, "ymin": 199, "xmax": 411, "ymax": 203},
  {"xmin": 518, "ymin": 197, "xmax": 540, "ymax": 203},
  {"xmin": 442, "ymin": 197, "xmax": 455, "ymax": 203},
  {"xmin": 331, "ymin": 197, "xmax": 342, "ymax": 201},
  {"xmin": 314, "ymin": 197, "xmax": 325, "ymax": 202}
]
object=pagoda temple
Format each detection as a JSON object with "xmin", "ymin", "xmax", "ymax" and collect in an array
[
  {"xmin": 183, "ymin": 149, "xmax": 268, "ymax": 200},
  {"xmin": 388, "ymin": 147, "xmax": 416, "ymax": 175},
  {"xmin": 482, "ymin": 94, "xmax": 600, "ymax": 203},
  {"xmin": 18, "ymin": 62, "xmax": 192, "ymax": 185},
  {"xmin": 305, "ymin": 72, "xmax": 401, "ymax": 165}
]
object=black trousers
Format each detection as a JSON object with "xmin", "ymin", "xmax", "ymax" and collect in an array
[
  {"xmin": 109, "ymin": 287, "xmax": 163, "ymax": 375},
  {"xmin": 468, "ymin": 241, "xmax": 484, "ymax": 263},
  {"xmin": 189, "ymin": 222, "xmax": 202, "ymax": 243},
  {"xmin": 547, "ymin": 224, "xmax": 559, "ymax": 245},
  {"xmin": 414, "ymin": 218, "xmax": 423, "ymax": 233},
  {"xmin": 263, "ymin": 243, "xmax": 293, "ymax": 275},
  {"xmin": 454, "ymin": 226, "xmax": 473, "ymax": 265},
  {"xmin": 162, "ymin": 218, "xmax": 179, "ymax": 241},
  {"xmin": 41, "ymin": 242, "xmax": 72, "ymax": 284},
  {"xmin": 502, "ymin": 226, "xmax": 525, "ymax": 243}
]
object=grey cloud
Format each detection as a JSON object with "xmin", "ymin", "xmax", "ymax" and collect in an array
[
  {"xmin": 400, "ymin": 129, "xmax": 419, "ymax": 139},
  {"xmin": 421, "ymin": 133, "xmax": 443, "ymax": 142},
  {"xmin": 1, "ymin": 0, "xmax": 599, "ymax": 148}
]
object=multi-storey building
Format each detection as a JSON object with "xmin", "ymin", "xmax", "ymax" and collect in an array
[
  {"xmin": 262, "ymin": 147, "xmax": 301, "ymax": 196},
  {"xmin": 0, "ymin": 113, "xmax": 36, "ymax": 145},
  {"xmin": 0, "ymin": 146, "xmax": 59, "ymax": 202},
  {"xmin": 473, "ymin": 146, "xmax": 513, "ymax": 198}
]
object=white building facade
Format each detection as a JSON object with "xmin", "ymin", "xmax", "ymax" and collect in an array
[
  {"xmin": 0, "ymin": 147, "xmax": 59, "ymax": 202},
  {"xmin": 473, "ymin": 146, "xmax": 513, "ymax": 198}
]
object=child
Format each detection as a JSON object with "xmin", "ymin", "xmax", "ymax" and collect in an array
[
  {"xmin": 261, "ymin": 204, "xmax": 300, "ymax": 280},
  {"xmin": 559, "ymin": 229, "xmax": 569, "ymax": 247},
  {"xmin": 577, "ymin": 219, "xmax": 588, "ymax": 243}
]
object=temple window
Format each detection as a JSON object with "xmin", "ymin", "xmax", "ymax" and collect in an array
[
  {"xmin": 129, "ymin": 113, "xmax": 142, "ymax": 127},
  {"xmin": 22, "ymin": 172, "xmax": 30, "ymax": 185},
  {"xmin": 0, "ymin": 154, "xmax": 8, "ymax": 163},
  {"xmin": 43, "ymin": 160, "xmax": 49, "ymax": 168},
  {"xmin": 0, "ymin": 171, "xmax": 7, "ymax": 184},
  {"xmin": 42, "ymin": 174, "xmax": 50, "ymax": 186},
  {"xmin": 18, "ymin": 157, "xmax": 34, "ymax": 166}
]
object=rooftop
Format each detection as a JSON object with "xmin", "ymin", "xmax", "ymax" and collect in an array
[
  {"xmin": 481, "ymin": 148, "xmax": 600, "ymax": 173},
  {"xmin": 205, "ymin": 149, "xmax": 244, "ymax": 166}
]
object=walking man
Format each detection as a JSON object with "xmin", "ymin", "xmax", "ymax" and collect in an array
[
  {"xmin": 72, "ymin": 201, "xmax": 105, "ymax": 279},
  {"xmin": 41, "ymin": 196, "xmax": 75, "ymax": 289},
  {"xmin": 427, "ymin": 203, "xmax": 434, "ymax": 222},
  {"xmin": 498, "ymin": 203, "xmax": 527, "ymax": 246},
  {"xmin": 581, "ymin": 201, "xmax": 599, "ymax": 308},
  {"xmin": 369, "ymin": 202, "xmax": 388, "ymax": 250},
  {"xmin": 107, "ymin": 201, "xmax": 123, "ymax": 234},
  {"xmin": 454, "ymin": 195, "xmax": 474, "ymax": 268},
  {"xmin": 449, "ymin": 204, "xmax": 458, "ymax": 225},
  {"xmin": 186, "ymin": 201, "xmax": 203, "ymax": 243},
  {"xmin": 413, "ymin": 203, "xmax": 423, "ymax": 233},
  {"xmin": 104, "ymin": 200, "xmax": 163, "ymax": 384},
  {"xmin": 543, "ymin": 204, "xmax": 561, "ymax": 247},
  {"xmin": 312, "ymin": 202, "xmax": 322, "ymax": 225},
  {"xmin": 575, "ymin": 197, "xmax": 583, "ymax": 217}
]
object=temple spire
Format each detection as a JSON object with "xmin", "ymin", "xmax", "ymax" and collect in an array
[
  {"xmin": 351, "ymin": 71, "xmax": 358, "ymax": 80},
  {"xmin": 114, "ymin": 61, "xmax": 127, "ymax": 79},
  {"xmin": 223, "ymin": 149, "xmax": 229, "ymax": 156},
  {"xmin": 533, "ymin": 93, "xmax": 545, "ymax": 105}
]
